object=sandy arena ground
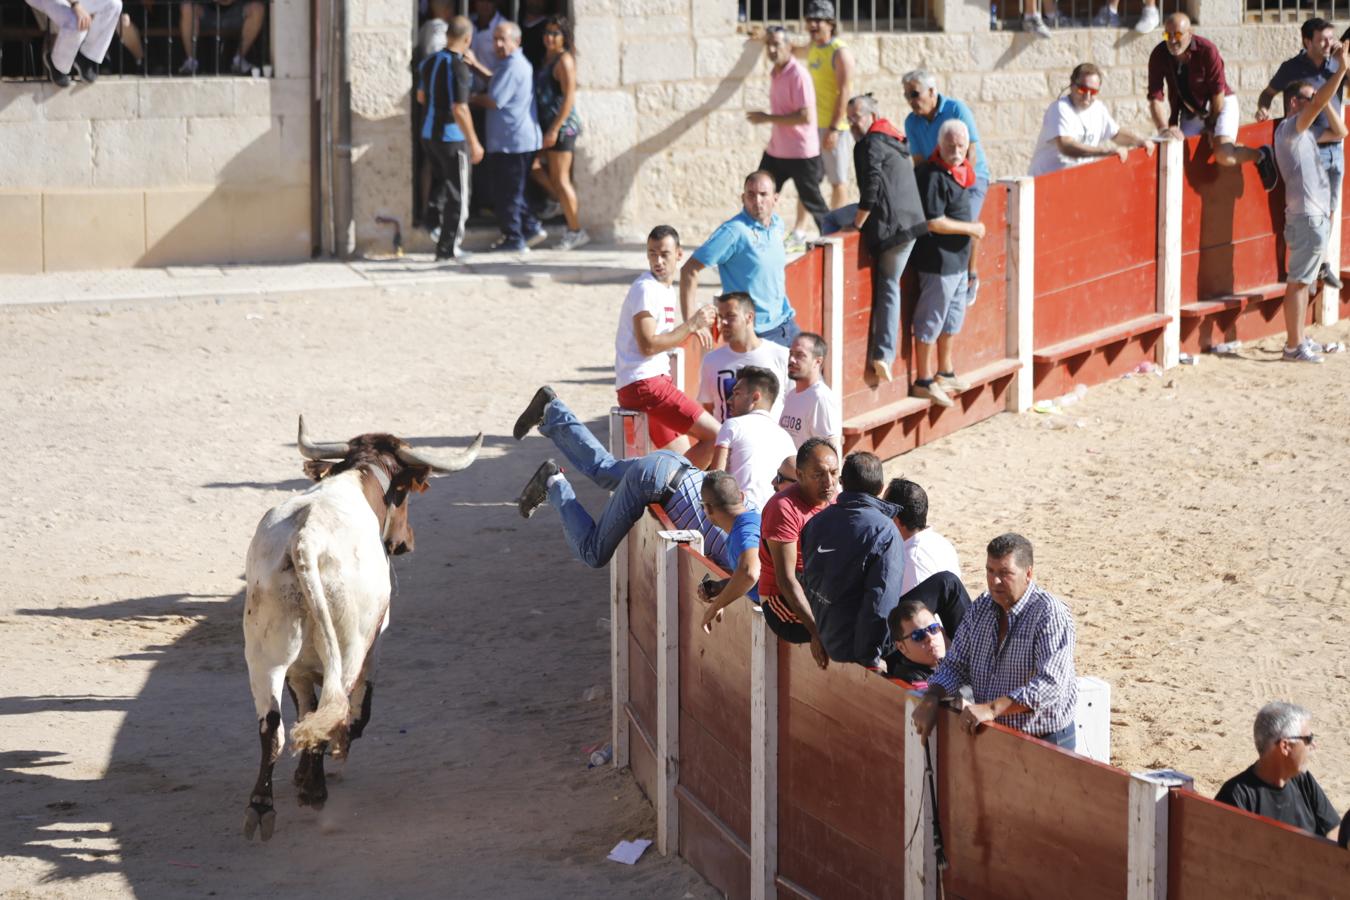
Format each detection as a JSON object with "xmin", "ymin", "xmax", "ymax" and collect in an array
[{"xmin": 1, "ymin": 264, "xmax": 1348, "ymax": 897}]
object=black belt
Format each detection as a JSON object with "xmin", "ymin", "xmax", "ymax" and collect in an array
[{"xmin": 657, "ymin": 464, "xmax": 693, "ymax": 506}]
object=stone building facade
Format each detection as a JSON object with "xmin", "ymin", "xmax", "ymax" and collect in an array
[{"xmin": 0, "ymin": 0, "xmax": 1318, "ymax": 271}]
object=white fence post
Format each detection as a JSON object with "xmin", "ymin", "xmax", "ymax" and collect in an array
[
  {"xmin": 1004, "ymin": 176, "xmax": 1035, "ymax": 413},
  {"xmin": 1157, "ymin": 139, "xmax": 1183, "ymax": 368},
  {"xmin": 653, "ymin": 528, "xmax": 700, "ymax": 855},
  {"xmin": 903, "ymin": 692, "xmax": 939, "ymax": 900},
  {"xmin": 750, "ymin": 615, "xmax": 779, "ymax": 900},
  {"xmin": 607, "ymin": 408, "xmax": 645, "ymax": 771},
  {"xmin": 1127, "ymin": 769, "xmax": 1192, "ymax": 900},
  {"xmin": 817, "ymin": 236, "xmax": 845, "ymax": 392}
]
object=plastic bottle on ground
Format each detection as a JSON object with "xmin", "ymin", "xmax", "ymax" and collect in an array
[
  {"xmin": 589, "ymin": 743, "xmax": 613, "ymax": 768},
  {"xmin": 1209, "ymin": 341, "xmax": 1241, "ymax": 355}
]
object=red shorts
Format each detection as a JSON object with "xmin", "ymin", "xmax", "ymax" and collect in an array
[{"xmin": 616, "ymin": 375, "xmax": 704, "ymax": 449}]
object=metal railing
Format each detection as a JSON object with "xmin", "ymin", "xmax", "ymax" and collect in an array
[
  {"xmin": 992, "ymin": 0, "xmax": 1187, "ymax": 30},
  {"xmin": 0, "ymin": 0, "xmax": 273, "ymax": 81},
  {"xmin": 740, "ymin": 0, "xmax": 936, "ymax": 33},
  {"xmin": 1245, "ymin": 0, "xmax": 1350, "ymax": 25}
]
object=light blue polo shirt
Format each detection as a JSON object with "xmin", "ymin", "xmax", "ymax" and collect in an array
[
  {"xmin": 486, "ymin": 48, "xmax": 541, "ymax": 154},
  {"xmin": 905, "ymin": 94, "xmax": 991, "ymax": 183},
  {"xmin": 692, "ymin": 211, "xmax": 794, "ymax": 333}
]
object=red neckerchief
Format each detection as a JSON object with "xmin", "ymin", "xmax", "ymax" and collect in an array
[
  {"xmin": 867, "ymin": 117, "xmax": 905, "ymax": 142},
  {"xmin": 927, "ymin": 148, "xmax": 975, "ymax": 189}
]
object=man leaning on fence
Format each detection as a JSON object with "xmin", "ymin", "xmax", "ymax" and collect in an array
[{"xmin": 912, "ymin": 533, "xmax": 1078, "ymax": 751}]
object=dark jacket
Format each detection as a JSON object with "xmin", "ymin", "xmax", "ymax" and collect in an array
[
  {"xmin": 853, "ymin": 119, "xmax": 929, "ymax": 255},
  {"xmin": 799, "ymin": 491, "xmax": 905, "ymax": 668}
]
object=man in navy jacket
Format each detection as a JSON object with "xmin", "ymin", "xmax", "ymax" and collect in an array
[{"xmin": 799, "ymin": 451, "xmax": 905, "ymax": 670}]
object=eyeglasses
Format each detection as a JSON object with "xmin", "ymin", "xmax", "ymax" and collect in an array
[
  {"xmin": 1286, "ymin": 734, "xmax": 1316, "ymax": 746},
  {"xmin": 772, "ymin": 472, "xmax": 798, "ymax": 486},
  {"xmin": 1073, "ymin": 84, "xmax": 1100, "ymax": 96},
  {"xmin": 905, "ymin": 90, "xmax": 923, "ymax": 100},
  {"xmin": 904, "ymin": 622, "xmax": 943, "ymax": 643}
]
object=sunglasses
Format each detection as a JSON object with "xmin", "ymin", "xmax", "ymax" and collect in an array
[
  {"xmin": 772, "ymin": 472, "xmax": 798, "ymax": 486},
  {"xmin": 903, "ymin": 622, "xmax": 943, "ymax": 643},
  {"xmin": 1286, "ymin": 734, "xmax": 1315, "ymax": 745},
  {"xmin": 1163, "ymin": 30, "xmax": 1186, "ymax": 40},
  {"xmin": 905, "ymin": 90, "xmax": 924, "ymax": 100},
  {"xmin": 1073, "ymin": 84, "xmax": 1100, "ymax": 96}
]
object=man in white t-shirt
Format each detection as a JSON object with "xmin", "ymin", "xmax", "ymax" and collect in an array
[
  {"xmin": 778, "ymin": 331, "xmax": 841, "ymax": 454},
  {"xmin": 697, "ymin": 292, "xmax": 791, "ymax": 423},
  {"xmin": 1028, "ymin": 62, "xmax": 1153, "ymax": 177},
  {"xmin": 883, "ymin": 478, "xmax": 960, "ymax": 596},
  {"xmin": 615, "ymin": 225, "xmax": 721, "ymax": 464},
  {"xmin": 710, "ymin": 366, "xmax": 798, "ymax": 512}
]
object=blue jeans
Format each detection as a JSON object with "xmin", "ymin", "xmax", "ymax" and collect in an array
[
  {"xmin": 755, "ymin": 314, "xmax": 800, "ymax": 348},
  {"xmin": 539, "ymin": 399, "xmax": 689, "ymax": 568},
  {"xmin": 489, "ymin": 150, "xmax": 540, "ymax": 245},
  {"xmin": 824, "ymin": 204, "xmax": 915, "ymax": 365},
  {"xmin": 1037, "ymin": 721, "xmax": 1077, "ymax": 751}
]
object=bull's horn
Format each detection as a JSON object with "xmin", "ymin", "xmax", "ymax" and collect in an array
[
  {"xmin": 395, "ymin": 432, "xmax": 484, "ymax": 473},
  {"xmin": 296, "ymin": 415, "xmax": 352, "ymax": 460}
]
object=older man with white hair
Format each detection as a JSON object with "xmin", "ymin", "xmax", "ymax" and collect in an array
[
  {"xmin": 909, "ymin": 119, "xmax": 985, "ymax": 408},
  {"xmin": 1215, "ymin": 701, "xmax": 1340, "ymax": 840},
  {"xmin": 26, "ymin": 0, "xmax": 122, "ymax": 87}
]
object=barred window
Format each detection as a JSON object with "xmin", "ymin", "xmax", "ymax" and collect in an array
[
  {"xmin": 991, "ymin": 0, "xmax": 1190, "ymax": 29},
  {"xmin": 740, "ymin": 1, "xmax": 935, "ymax": 33},
  {"xmin": 0, "ymin": 0, "xmax": 274, "ymax": 81}
]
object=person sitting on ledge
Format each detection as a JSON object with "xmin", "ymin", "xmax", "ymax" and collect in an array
[
  {"xmin": 26, "ymin": 0, "xmax": 123, "ymax": 87},
  {"xmin": 512, "ymin": 386, "xmax": 729, "ymax": 571},
  {"xmin": 1215, "ymin": 701, "xmax": 1340, "ymax": 841},
  {"xmin": 882, "ymin": 598, "xmax": 947, "ymax": 688},
  {"xmin": 912, "ymin": 533, "xmax": 1078, "ymax": 750}
]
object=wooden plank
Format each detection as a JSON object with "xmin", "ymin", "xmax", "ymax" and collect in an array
[
  {"xmin": 841, "ymin": 358, "xmax": 1020, "ymax": 435},
  {"xmin": 655, "ymin": 531, "xmax": 682, "ymax": 854},
  {"xmin": 1032, "ymin": 314, "xmax": 1172, "ymax": 366},
  {"xmin": 936, "ymin": 708, "xmax": 1132, "ymax": 900},
  {"xmin": 1157, "ymin": 138, "xmax": 1183, "ymax": 369},
  {"xmin": 903, "ymin": 692, "xmax": 938, "ymax": 900},
  {"xmin": 751, "ymin": 613, "xmax": 779, "ymax": 900},
  {"xmin": 1167, "ymin": 790, "xmax": 1350, "ymax": 900},
  {"xmin": 678, "ymin": 784, "xmax": 752, "ymax": 900},
  {"xmin": 1006, "ymin": 176, "xmax": 1035, "ymax": 413},
  {"xmin": 609, "ymin": 409, "xmax": 635, "ymax": 770}
]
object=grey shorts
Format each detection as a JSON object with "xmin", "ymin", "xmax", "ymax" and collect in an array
[
  {"xmin": 195, "ymin": 0, "xmax": 256, "ymax": 32},
  {"xmin": 914, "ymin": 271, "xmax": 969, "ymax": 343},
  {"xmin": 1284, "ymin": 214, "xmax": 1330, "ymax": 285},
  {"xmin": 818, "ymin": 127, "xmax": 853, "ymax": 185}
]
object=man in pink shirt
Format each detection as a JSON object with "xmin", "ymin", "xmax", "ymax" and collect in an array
[{"xmin": 747, "ymin": 25, "xmax": 830, "ymax": 247}]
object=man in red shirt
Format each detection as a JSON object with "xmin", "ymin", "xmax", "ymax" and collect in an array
[
  {"xmin": 1146, "ymin": 12, "xmax": 1277, "ymax": 189},
  {"xmin": 757, "ymin": 437, "xmax": 838, "ymax": 667}
]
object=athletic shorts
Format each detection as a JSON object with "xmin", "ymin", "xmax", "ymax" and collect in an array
[
  {"xmin": 818, "ymin": 127, "xmax": 853, "ymax": 185},
  {"xmin": 1284, "ymin": 214, "xmax": 1330, "ymax": 285},
  {"xmin": 914, "ymin": 270, "xmax": 970, "ymax": 344},
  {"xmin": 760, "ymin": 594, "xmax": 813, "ymax": 644},
  {"xmin": 1180, "ymin": 96, "xmax": 1240, "ymax": 142},
  {"xmin": 198, "ymin": 0, "xmax": 254, "ymax": 33},
  {"xmin": 616, "ymin": 374, "xmax": 704, "ymax": 449}
]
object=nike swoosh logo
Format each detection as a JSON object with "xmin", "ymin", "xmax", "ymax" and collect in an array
[{"xmin": 815, "ymin": 546, "xmax": 836, "ymax": 554}]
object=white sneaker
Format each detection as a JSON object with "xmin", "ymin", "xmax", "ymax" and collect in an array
[
  {"xmin": 1134, "ymin": 4, "xmax": 1160, "ymax": 33},
  {"xmin": 178, "ymin": 57, "xmax": 199, "ymax": 75},
  {"xmin": 558, "ymin": 228, "xmax": 590, "ymax": 251},
  {"xmin": 525, "ymin": 227, "xmax": 549, "ymax": 248},
  {"xmin": 230, "ymin": 55, "xmax": 251, "ymax": 75},
  {"xmin": 1023, "ymin": 13, "xmax": 1052, "ymax": 38}
]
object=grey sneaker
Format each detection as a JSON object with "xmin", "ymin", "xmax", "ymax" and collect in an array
[
  {"xmin": 1282, "ymin": 343, "xmax": 1324, "ymax": 363},
  {"xmin": 526, "ymin": 227, "xmax": 549, "ymax": 248},
  {"xmin": 911, "ymin": 380, "xmax": 954, "ymax": 407},
  {"xmin": 936, "ymin": 372, "xmax": 971, "ymax": 394},
  {"xmin": 558, "ymin": 228, "xmax": 590, "ymax": 251},
  {"xmin": 178, "ymin": 56, "xmax": 199, "ymax": 76},
  {"xmin": 1023, "ymin": 13, "xmax": 1052, "ymax": 38},
  {"xmin": 1093, "ymin": 4, "xmax": 1120, "ymax": 26}
]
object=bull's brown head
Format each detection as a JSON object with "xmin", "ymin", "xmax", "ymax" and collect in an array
[{"xmin": 296, "ymin": 416, "xmax": 483, "ymax": 556}]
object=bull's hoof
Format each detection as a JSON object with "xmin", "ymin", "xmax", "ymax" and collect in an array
[
  {"xmin": 243, "ymin": 801, "xmax": 276, "ymax": 841},
  {"xmin": 296, "ymin": 784, "xmax": 327, "ymax": 809}
]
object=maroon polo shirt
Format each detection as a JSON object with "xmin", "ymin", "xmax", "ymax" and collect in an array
[{"xmin": 1146, "ymin": 33, "xmax": 1234, "ymax": 124}]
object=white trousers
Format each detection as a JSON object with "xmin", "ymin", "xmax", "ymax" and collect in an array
[{"xmin": 25, "ymin": 0, "xmax": 123, "ymax": 73}]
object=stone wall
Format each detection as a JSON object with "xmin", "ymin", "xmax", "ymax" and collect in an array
[
  {"xmin": 0, "ymin": 0, "xmax": 311, "ymax": 274},
  {"xmin": 573, "ymin": 0, "xmax": 1300, "ymax": 244}
]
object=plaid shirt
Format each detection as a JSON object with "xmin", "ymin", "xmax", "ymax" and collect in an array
[{"xmin": 928, "ymin": 580, "xmax": 1077, "ymax": 736}]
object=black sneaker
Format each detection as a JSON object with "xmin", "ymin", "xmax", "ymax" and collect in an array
[
  {"xmin": 45, "ymin": 52, "xmax": 71, "ymax": 88},
  {"xmin": 513, "ymin": 385, "xmax": 557, "ymax": 440},
  {"xmin": 518, "ymin": 459, "xmax": 560, "ymax": 518},
  {"xmin": 1256, "ymin": 145, "xmax": 1278, "ymax": 192},
  {"xmin": 1319, "ymin": 263, "xmax": 1344, "ymax": 290},
  {"xmin": 74, "ymin": 53, "xmax": 99, "ymax": 84}
]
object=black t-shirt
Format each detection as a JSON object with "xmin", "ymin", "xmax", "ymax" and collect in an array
[
  {"xmin": 912, "ymin": 162, "xmax": 973, "ymax": 275},
  {"xmin": 1214, "ymin": 766, "xmax": 1340, "ymax": 838}
]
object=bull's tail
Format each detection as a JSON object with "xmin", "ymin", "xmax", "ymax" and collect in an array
[{"xmin": 287, "ymin": 527, "xmax": 350, "ymax": 752}]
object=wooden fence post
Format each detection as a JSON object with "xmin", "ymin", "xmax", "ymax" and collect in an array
[
  {"xmin": 903, "ymin": 692, "xmax": 939, "ymax": 900},
  {"xmin": 1319, "ymin": 173, "xmax": 1343, "ymax": 325},
  {"xmin": 1128, "ymin": 769, "xmax": 1192, "ymax": 900},
  {"xmin": 653, "ymin": 527, "xmax": 701, "ymax": 855},
  {"xmin": 1156, "ymin": 138, "xmax": 1183, "ymax": 368},
  {"xmin": 607, "ymin": 408, "xmax": 646, "ymax": 771},
  {"xmin": 818, "ymin": 236, "xmax": 845, "ymax": 392},
  {"xmin": 750, "ymin": 615, "xmax": 779, "ymax": 900},
  {"xmin": 1004, "ymin": 176, "xmax": 1035, "ymax": 413}
]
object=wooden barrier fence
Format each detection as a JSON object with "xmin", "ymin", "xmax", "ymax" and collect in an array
[{"xmin": 605, "ymin": 134, "xmax": 1350, "ymax": 896}]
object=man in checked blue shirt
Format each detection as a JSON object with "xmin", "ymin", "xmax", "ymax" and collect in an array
[{"xmin": 912, "ymin": 533, "xmax": 1079, "ymax": 750}]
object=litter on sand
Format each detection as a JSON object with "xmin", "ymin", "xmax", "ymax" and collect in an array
[{"xmin": 608, "ymin": 838, "xmax": 653, "ymax": 865}]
